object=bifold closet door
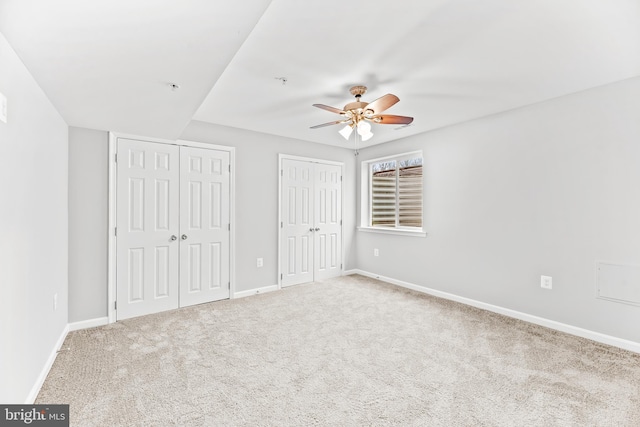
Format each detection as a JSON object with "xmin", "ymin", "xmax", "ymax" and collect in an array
[
  {"xmin": 179, "ymin": 146, "xmax": 230, "ymax": 307},
  {"xmin": 116, "ymin": 139, "xmax": 231, "ymax": 320},
  {"xmin": 116, "ymin": 139, "xmax": 180, "ymax": 320},
  {"xmin": 280, "ymin": 158, "xmax": 342, "ymax": 287}
]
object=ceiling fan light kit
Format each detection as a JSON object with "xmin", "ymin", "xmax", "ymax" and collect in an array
[{"xmin": 311, "ymin": 85, "xmax": 413, "ymax": 143}]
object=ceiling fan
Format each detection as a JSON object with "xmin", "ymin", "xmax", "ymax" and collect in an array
[{"xmin": 310, "ymin": 85, "xmax": 413, "ymax": 141}]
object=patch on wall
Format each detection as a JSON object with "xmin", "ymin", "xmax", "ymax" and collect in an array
[{"xmin": 597, "ymin": 262, "xmax": 640, "ymax": 307}]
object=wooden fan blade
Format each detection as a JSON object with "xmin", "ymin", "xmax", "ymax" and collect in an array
[
  {"xmin": 312, "ymin": 104, "xmax": 345, "ymax": 115},
  {"xmin": 310, "ymin": 119, "xmax": 349, "ymax": 129},
  {"xmin": 364, "ymin": 94, "xmax": 399, "ymax": 115},
  {"xmin": 372, "ymin": 115, "xmax": 414, "ymax": 125}
]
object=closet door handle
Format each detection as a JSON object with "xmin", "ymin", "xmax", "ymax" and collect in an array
[
  {"xmin": 309, "ymin": 228, "xmax": 314, "ymax": 232},
  {"xmin": 170, "ymin": 235, "xmax": 177, "ymax": 241},
  {"xmin": 181, "ymin": 234, "xmax": 188, "ymax": 240},
  {"xmin": 315, "ymin": 228, "xmax": 320, "ymax": 232}
]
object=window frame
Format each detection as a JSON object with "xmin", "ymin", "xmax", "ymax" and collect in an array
[{"xmin": 359, "ymin": 150, "xmax": 426, "ymax": 237}]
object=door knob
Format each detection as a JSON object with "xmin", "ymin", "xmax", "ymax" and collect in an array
[
  {"xmin": 170, "ymin": 235, "xmax": 177, "ymax": 241},
  {"xmin": 309, "ymin": 228, "xmax": 314, "ymax": 232},
  {"xmin": 315, "ymin": 228, "xmax": 320, "ymax": 231},
  {"xmin": 181, "ymin": 234, "xmax": 188, "ymax": 240}
]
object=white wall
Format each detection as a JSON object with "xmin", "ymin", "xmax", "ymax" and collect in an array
[
  {"xmin": 68, "ymin": 127, "xmax": 109, "ymax": 322},
  {"xmin": 356, "ymin": 77, "xmax": 640, "ymax": 343},
  {"xmin": 0, "ymin": 32, "xmax": 69, "ymax": 402},
  {"xmin": 180, "ymin": 121, "xmax": 357, "ymax": 292}
]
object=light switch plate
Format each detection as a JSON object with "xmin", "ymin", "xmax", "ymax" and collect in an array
[{"xmin": 0, "ymin": 92, "xmax": 6, "ymax": 123}]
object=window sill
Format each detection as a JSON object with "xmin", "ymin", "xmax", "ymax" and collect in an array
[{"xmin": 357, "ymin": 226, "xmax": 427, "ymax": 237}]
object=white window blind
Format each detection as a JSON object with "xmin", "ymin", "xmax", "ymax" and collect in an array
[
  {"xmin": 370, "ymin": 156, "xmax": 423, "ymax": 228},
  {"xmin": 371, "ymin": 161, "xmax": 396, "ymax": 226},
  {"xmin": 398, "ymin": 163, "xmax": 423, "ymax": 227}
]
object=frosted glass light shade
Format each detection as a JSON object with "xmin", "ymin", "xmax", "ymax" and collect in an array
[
  {"xmin": 338, "ymin": 125, "xmax": 353, "ymax": 140},
  {"xmin": 360, "ymin": 131, "xmax": 374, "ymax": 141},
  {"xmin": 356, "ymin": 120, "xmax": 373, "ymax": 141},
  {"xmin": 357, "ymin": 120, "xmax": 372, "ymax": 135}
]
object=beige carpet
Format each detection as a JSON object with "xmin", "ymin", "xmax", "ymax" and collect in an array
[{"xmin": 38, "ymin": 275, "xmax": 640, "ymax": 426}]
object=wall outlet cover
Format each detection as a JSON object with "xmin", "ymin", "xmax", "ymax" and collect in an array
[{"xmin": 541, "ymin": 275, "xmax": 552, "ymax": 290}]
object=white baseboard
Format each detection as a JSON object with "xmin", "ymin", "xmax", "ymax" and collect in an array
[
  {"xmin": 348, "ymin": 269, "xmax": 640, "ymax": 354},
  {"xmin": 69, "ymin": 317, "xmax": 109, "ymax": 332},
  {"xmin": 26, "ymin": 324, "xmax": 69, "ymax": 404},
  {"xmin": 234, "ymin": 284, "xmax": 279, "ymax": 299}
]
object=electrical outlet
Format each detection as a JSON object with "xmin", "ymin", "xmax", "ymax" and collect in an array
[
  {"xmin": 53, "ymin": 293, "xmax": 58, "ymax": 311},
  {"xmin": 374, "ymin": 248, "xmax": 379, "ymax": 257},
  {"xmin": 257, "ymin": 258, "xmax": 263, "ymax": 268},
  {"xmin": 541, "ymin": 275, "xmax": 552, "ymax": 290}
]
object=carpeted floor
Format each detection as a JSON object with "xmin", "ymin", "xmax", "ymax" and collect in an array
[{"xmin": 38, "ymin": 275, "xmax": 640, "ymax": 426}]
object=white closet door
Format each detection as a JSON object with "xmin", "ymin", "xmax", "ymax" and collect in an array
[
  {"xmin": 116, "ymin": 139, "xmax": 180, "ymax": 320},
  {"xmin": 280, "ymin": 158, "xmax": 342, "ymax": 287},
  {"xmin": 179, "ymin": 146, "xmax": 230, "ymax": 306},
  {"xmin": 314, "ymin": 163, "xmax": 342, "ymax": 281},
  {"xmin": 281, "ymin": 159, "xmax": 314, "ymax": 287}
]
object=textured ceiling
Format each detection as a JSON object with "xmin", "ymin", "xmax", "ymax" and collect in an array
[{"xmin": 1, "ymin": 0, "xmax": 639, "ymax": 147}]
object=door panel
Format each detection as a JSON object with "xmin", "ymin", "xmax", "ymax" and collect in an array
[
  {"xmin": 314, "ymin": 163, "xmax": 342, "ymax": 280},
  {"xmin": 281, "ymin": 159, "xmax": 314, "ymax": 287},
  {"xmin": 179, "ymin": 146, "xmax": 230, "ymax": 307},
  {"xmin": 116, "ymin": 138, "xmax": 180, "ymax": 320}
]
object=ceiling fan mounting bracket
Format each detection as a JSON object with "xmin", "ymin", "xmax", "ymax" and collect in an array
[{"xmin": 349, "ymin": 85, "xmax": 367, "ymax": 97}]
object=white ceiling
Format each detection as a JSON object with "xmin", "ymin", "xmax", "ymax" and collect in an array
[{"xmin": 1, "ymin": 0, "xmax": 639, "ymax": 147}]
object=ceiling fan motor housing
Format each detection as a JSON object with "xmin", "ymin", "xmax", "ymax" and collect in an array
[{"xmin": 343, "ymin": 101, "xmax": 369, "ymax": 113}]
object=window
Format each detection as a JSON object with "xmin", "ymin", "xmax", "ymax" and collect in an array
[{"xmin": 360, "ymin": 151, "xmax": 424, "ymax": 235}]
